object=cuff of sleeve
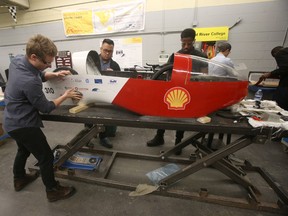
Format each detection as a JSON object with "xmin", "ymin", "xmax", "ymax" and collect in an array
[{"xmin": 41, "ymin": 71, "xmax": 47, "ymax": 82}]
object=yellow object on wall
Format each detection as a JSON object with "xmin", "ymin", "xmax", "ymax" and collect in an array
[
  {"xmin": 63, "ymin": 10, "xmax": 93, "ymax": 35},
  {"xmin": 62, "ymin": 0, "xmax": 145, "ymax": 36},
  {"xmin": 194, "ymin": 27, "xmax": 229, "ymax": 42}
]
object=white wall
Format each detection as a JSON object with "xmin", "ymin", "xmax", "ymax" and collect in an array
[{"xmin": 0, "ymin": 0, "xmax": 287, "ymax": 80}]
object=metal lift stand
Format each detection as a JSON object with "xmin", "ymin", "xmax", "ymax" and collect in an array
[{"xmin": 29, "ymin": 105, "xmax": 288, "ymax": 214}]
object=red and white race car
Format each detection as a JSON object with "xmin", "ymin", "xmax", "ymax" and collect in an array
[{"xmin": 43, "ymin": 53, "xmax": 248, "ymax": 118}]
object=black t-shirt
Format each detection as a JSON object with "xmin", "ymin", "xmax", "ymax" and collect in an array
[
  {"xmin": 275, "ymin": 47, "xmax": 288, "ymax": 68},
  {"xmin": 271, "ymin": 47, "xmax": 288, "ymax": 110},
  {"xmin": 271, "ymin": 47, "xmax": 288, "ymax": 87}
]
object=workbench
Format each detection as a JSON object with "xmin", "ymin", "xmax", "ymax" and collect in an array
[{"xmin": 32, "ymin": 104, "xmax": 288, "ymax": 214}]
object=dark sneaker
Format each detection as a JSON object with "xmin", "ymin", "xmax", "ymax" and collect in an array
[
  {"xmin": 14, "ymin": 170, "xmax": 39, "ymax": 191},
  {"xmin": 100, "ymin": 137, "xmax": 113, "ymax": 148},
  {"xmin": 147, "ymin": 135, "xmax": 164, "ymax": 147},
  {"xmin": 46, "ymin": 181, "xmax": 76, "ymax": 202},
  {"xmin": 174, "ymin": 139, "xmax": 182, "ymax": 155}
]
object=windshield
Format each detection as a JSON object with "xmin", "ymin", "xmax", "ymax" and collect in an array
[{"xmin": 185, "ymin": 54, "xmax": 244, "ymax": 81}]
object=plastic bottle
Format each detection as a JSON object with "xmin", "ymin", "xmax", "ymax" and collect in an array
[
  {"xmin": 254, "ymin": 89, "xmax": 263, "ymax": 108},
  {"xmin": 254, "ymin": 89, "xmax": 263, "ymax": 102}
]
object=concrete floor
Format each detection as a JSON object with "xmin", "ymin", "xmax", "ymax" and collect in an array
[{"xmin": 0, "ymin": 121, "xmax": 288, "ymax": 216}]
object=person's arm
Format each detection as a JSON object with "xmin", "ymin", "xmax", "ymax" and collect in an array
[
  {"xmin": 255, "ymin": 68, "xmax": 282, "ymax": 86},
  {"xmin": 53, "ymin": 88, "xmax": 82, "ymax": 107},
  {"xmin": 255, "ymin": 72, "xmax": 272, "ymax": 86},
  {"xmin": 42, "ymin": 70, "xmax": 72, "ymax": 81}
]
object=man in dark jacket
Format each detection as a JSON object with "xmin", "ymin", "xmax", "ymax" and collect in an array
[
  {"xmin": 98, "ymin": 39, "xmax": 121, "ymax": 148},
  {"xmin": 256, "ymin": 46, "xmax": 288, "ymax": 110},
  {"xmin": 146, "ymin": 28, "xmax": 208, "ymax": 154},
  {"xmin": 99, "ymin": 39, "xmax": 121, "ymax": 71}
]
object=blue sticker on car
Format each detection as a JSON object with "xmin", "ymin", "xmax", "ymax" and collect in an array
[{"xmin": 94, "ymin": 79, "xmax": 102, "ymax": 84}]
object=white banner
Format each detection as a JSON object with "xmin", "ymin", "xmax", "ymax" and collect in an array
[{"xmin": 62, "ymin": 0, "xmax": 145, "ymax": 36}]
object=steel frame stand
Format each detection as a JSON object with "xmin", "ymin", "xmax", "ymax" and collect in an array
[{"xmin": 30, "ymin": 127, "xmax": 288, "ymax": 214}]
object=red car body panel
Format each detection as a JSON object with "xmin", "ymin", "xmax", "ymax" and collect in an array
[{"xmin": 112, "ymin": 53, "xmax": 248, "ymax": 118}]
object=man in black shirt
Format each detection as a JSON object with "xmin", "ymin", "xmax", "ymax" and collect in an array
[
  {"xmin": 85, "ymin": 39, "xmax": 120, "ymax": 148},
  {"xmin": 146, "ymin": 28, "xmax": 208, "ymax": 154},
  {"xmin": 256, "ymin": 46, "xmax": 288, "ymax": 110}
]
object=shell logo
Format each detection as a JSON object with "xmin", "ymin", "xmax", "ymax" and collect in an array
[{"xmin": 164, "ymin": 87, "xmax": 191, "ymax": 110}]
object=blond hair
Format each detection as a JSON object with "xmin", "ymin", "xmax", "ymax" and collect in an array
[{"xmin": 26, "ymin": 34, "xmax": 57, "ymax": 59}]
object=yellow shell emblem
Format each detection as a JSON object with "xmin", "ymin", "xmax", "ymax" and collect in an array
[{"xmin": 164, "ymin": 87, "xmax": 190, "ymax": 110}]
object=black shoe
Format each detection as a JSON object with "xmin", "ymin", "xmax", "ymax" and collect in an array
[
  {"xmin": 100, "ymin": 137, "xmax": 113, "ymax": 148},
  {"xmin": 14, "ymin": 170, "xmax": 39, "ymax": 191},
  {"xmin": 174, "ymin": 139, "xmax": 182, "ymax": 155},
  {"xmin": 147, "ymin": 135, "xmax": 164, "ymax": 147},
  {"xmin": 46, "ymin": 181, "xmax": 76, "ymax": 202}
]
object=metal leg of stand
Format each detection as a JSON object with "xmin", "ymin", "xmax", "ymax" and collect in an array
[
  {"xmin": 195, "ymin": 142, "xmax": 260, "ymax": 195},
  {"xmin": 160, "ymin": 132, "xmax": 206, "ymax": 159},
  {"xmin": 159, "ymin": 135, "xmax": 253, "ymax": 188},
  {"xmin": 53, "ymin": 125, "xmax": 104, "ymax": 169}
]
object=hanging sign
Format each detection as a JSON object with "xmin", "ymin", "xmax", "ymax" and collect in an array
[
  {"xmin": 62, "ymin": 0, "xmax": 145, "ymax": 36},
  {"xmin": 194, "ymin": 26, "xmax": 229, "ymax": 41}
]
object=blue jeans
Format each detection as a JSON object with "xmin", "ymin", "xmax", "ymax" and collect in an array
[{"xmin": 8, "ymin": 127, "xmax": 57, "ymax": 190}]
